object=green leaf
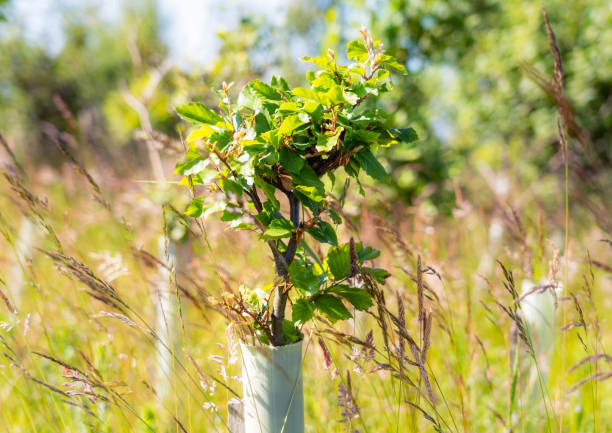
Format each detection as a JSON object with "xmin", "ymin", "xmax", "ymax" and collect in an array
[
  {"xmin": 294, "ymin": 164, "xmax": 325, "ymax": 193},
  {"xmin": 220, "ymin": 207, "xmax": 241, "ymax": 222},
  {"xmin": 350, "ymin": 129, "xmax": 381, "ymax": 143},
  {"xmin": 354, "ymin": 149, "xmax": 390, "ymax": 182},
  {"xmin": 271, "ymin": 75, "xmax": 290, "ymax": 91},
  {"xmin": 311, "ymin": 72, "xmax": 337, "ymax": 89},
  {"xmin": 324, "ymin": 85, "xmax": 346, "ymax": 105},
  {"xmin": 279, "ymin": 147, "xmax": 305, "ymax": 174},
  {"xmin": 327, "ymin": 208, "xmax": 342, "ymax": 224},
  {"xmin": 391, "ymin": 127, "xmax": 418, "ymax": 144},
  {"xmin": 185, "ymin": 197, "xmax": 204, "ymax": 218},
  {"xmin": 238, "ymin": 80, "xmax": 281, "ymax": 110},
  {"xmin": 278, "ymin": 101, "xmax": 302, "ymax": 112},
  {"xmin": 279, "ymin": 114, "xmax": 309, "ymax": 136},
  {"xmin": 328, "ymin": 285, "xmax": 373, "ymax": 310},
  {"xmin": 176, "ymin": 102, "xmax": 225, "ymax": 127},
  {"xmin": 316, "ymin": 127, "xmax": 343, "ymax": 153},
  {"xmin": 186, "ymin": 125, "xmax": 216, "ymax": 142},
  {"xmin": 300, "ymin": 55, "xmax": 335, "ymax": 70},
  {"xmin": 357, "ymin": 245, "xmax": 380, "ymax": 261},
  {"xmin": 186, "ymin": 200, "xmax": 225, "ymax": 220},
  {"xmin": 378, "ymin": 54, "xmax": 407, "ymax": 74},
  {"xmin": 302, "ymin": 101, "xmax": 323, "ymax": 122},
  {"xmin": 264, "ymin": 218, "xmax": 295, "ymax": 239},
  {"xmin": 250, "ymin": 80, "xmax": 282, "ymax": 100},
  {"xmin": 292, "ymin": 87, "xmax": 320, "ymax": 102},
  {"xmin": 306, "ymin": 221, "xmax": 338, "ymax": 246},
  {"xmin": 283, "ymin": 319, "xmax": 302, "ymax": 344},
  {"xmin": 314, "ymin": 294, "xmax": 352, "ymax": 322},
  {"xmin": 326, "ymin": 244, "xmax": 351, "ymax": 280},
  {"xmin": 295, "ymin": 185, "xmax": 326, "ymax": 203},
  {"xmin": 175, "ymin": 157, "xmax": 207, "ymax": 176},
  {"xmin": 209, "ymin": 130, "xmax": 233, "ymax": 152},
  {"xmin": 218, "ymin": 178, "xmax": 243, "ymax": 197},
  {"xmin": 289, "ymin": 259, "xmax": 324, "ymax": 294},
  {"xmin": 292, "ymin": 299, "xmax": 315, "ymax": 326},
  {"xmin": 254, "ymin": 177, "xmax": 280, "ymax": 209},
  {"xmin": 364, "ymin": 267, "xmax": 391, "ymax": 284},
  {"xmin": 347, "ymin": 39, "xmax": 369, "ymax": 62}
]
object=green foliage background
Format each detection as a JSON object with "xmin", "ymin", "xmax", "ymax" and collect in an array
[{"xmin": 0, "ymin": 0, "xmax": 611, "ymax": 432}]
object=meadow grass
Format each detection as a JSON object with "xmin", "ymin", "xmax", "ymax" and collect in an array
[{"xmin": 0, "ymin": 146, "xmax": 610, "ymax": 432}]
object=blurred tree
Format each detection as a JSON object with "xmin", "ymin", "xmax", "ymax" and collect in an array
[
  {"xmin": 0, "ymin": 0, "xmax": 8, "ymax": 21},
  {"xmin": 266, "ymin": 0, "xmax": 612, "ymax": 217},
  {"xmin": 0, "ymin": 0, "xmax": 174, "ymax": 166}
]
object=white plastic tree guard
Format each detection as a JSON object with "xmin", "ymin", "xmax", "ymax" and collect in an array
[
  {"xmin": 241, "ymin": 340, "xmax": 304, "ymax": 433},
  {"xmin": 8, "ymin": 217, "xmax": 38, "ymax": 308},
  {"xmin": 154, "ymin": 236, "xmax": 178, "ymax": 401}
]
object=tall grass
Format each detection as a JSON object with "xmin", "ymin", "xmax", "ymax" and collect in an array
[{"xmin": 0, "ymin": 11, "xmax": 611, "ymax": 433}]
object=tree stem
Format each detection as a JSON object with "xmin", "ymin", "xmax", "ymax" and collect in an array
[{"xmin": 271, "ymin": 192, "xmax": 300, "ymax": 346}]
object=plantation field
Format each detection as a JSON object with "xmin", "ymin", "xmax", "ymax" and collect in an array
[
  {"xmin": 1, "ymin": 149, "xmax": 610, "ymax": 432},
  {"xmin": 0, "ymin": 0, "xmax": 611, "ymax": 432}
]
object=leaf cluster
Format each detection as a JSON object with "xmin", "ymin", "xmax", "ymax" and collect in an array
[{"xmin": 175, "ymin": 30, "xmax": 416, "ymax": 344}]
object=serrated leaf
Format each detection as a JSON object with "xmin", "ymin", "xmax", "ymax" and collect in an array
[
  {"xmin": 302, "ymin": 101, "xmax": 323, "ymax": 122},
  {"xmin": 306, "ymin": 221, "xmax": 338, "ymax": 245},
  {"xmin": 271, "ymin": 75, "xmax": 290, "ymax": 91},
  {"xmin": 292, "ymin": 87, "xmax": 320, "ymax": 102},
  {"xmin": 300, "ymin": 55, "xmax": 335, "ymax": 70},
  {"xmin": 264, "ymin": 218, "xmax": 295, "ymax": 239},
  {"xmin": 209, "ymin": 130, "xmax": 233, "ymax": 152},
  {"xmin": 279, "ymin": 147, "xmax": 304, "ymax": 174},
  {"xmin": 185, "ymin": 197, "xmax": 204, "ymax": 217},
  {"xmin": 175, "ymin": 157, "xmax": 207, "ymax": 176},
  {"xmin": 312, "ymin": 73, "xmax": 337, "ymax": 89},
  {"xmin": 364, "ymin": 267, "xmax": 391, "ymax": 284},
  {"xmin": 186, "ymin": 200, "xmax": 225, "ymax": 220},
  {"xmin": 390, "ymin": 127, "xmax": 418, "ymax": 144},
  {"xmin": 186, "ymin": 125, "xmax": 216, "ymax": 142},
  {"xmin": 354, "ymin": 149, "xmax": 390, "ymax": 182},
  {"xmin": 220, "ymin": 207, "xmax": 242, "ymax": 221},
  {"xmin": 254, "ymin": 177, "xmax": 280, "ymax": 209},
  {"xmin": 327, "ymin": 208, "xmax": 342, "ymax": 224},
  {"xmin": 283, "ymin": 319, "xmax": 302, "ymax": 344},
  {"xmin": 378, "ymin": 54, "xmax": 407, "ymax": 74},
  {"xmin": 357, "ymin": 245, "xmax": 380, "ymax": 261},
  {"xmin": 279, "ymin": 114, "xmax": 309, "ymax": 136},
  {"xmin": 328, "ymin": 285, "xmax": 373, "ymax": 310},
  {"xmin": 347, "ymin": 40, "xmax": 369, "ymax": 62},
  {"xmin": 295, "ymin": 185, "xmax": 325, "ymax": 203},
  {"xmin": 250, "ymin": 80, "xmax": 282, "ymax": 100},
  {"xmin": 314, "ymin": 294, "xmax": 352, "ymax": 322},
  {"xmin": 218, "ymin": 178, "xmax": 243, "ymax": 197},
  {"xmin": 238, "ymin": 80, "xmax": 281, "ymax": 110},
  {"xmin": 324, "ymin": 85, "xmax": 345, "ymax": 105},
  {"xmin": 292, "ymin": 299, "xmax": 314, "ymax": 326},
  {"xmin": 278, "ymin": 101, "xmax": 302, "ymax": 112},
  {"xmin": 176, "ymin": 102, "xmax": 225, "ymax": 127},
  {"xmin": 316, "ymin": 127, "xmax": 343, "ymax": 153},
  {"xmin": 289, "ymin": 259, "xmax": 324, "ymax": 294},
  {"xmin": 326, "ymin": 244, "xmax": 351, "ymax": 280}
]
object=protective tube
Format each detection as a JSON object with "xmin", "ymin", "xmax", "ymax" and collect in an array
[{"xmin": 241, "ymin": 341, "xmax": 304, "ymax": 433}]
